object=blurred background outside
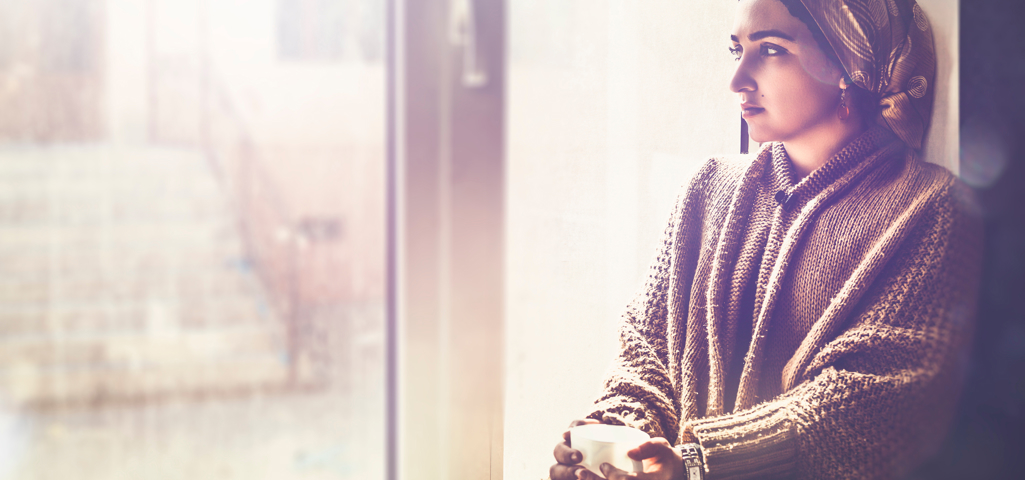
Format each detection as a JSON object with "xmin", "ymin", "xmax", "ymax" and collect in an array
[{"xmin": 0, "ymin": 0, "xmax": 384, "ymax": 478}]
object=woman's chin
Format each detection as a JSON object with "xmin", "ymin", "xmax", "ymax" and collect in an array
[{"xmin": 747, "ymin": 131, "xmax": 774, "ymax": 145}]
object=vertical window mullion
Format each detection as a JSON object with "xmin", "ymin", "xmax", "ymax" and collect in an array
[{"xmin": 388, "ymin": 0, "xmax": 505, "ymax": 478}]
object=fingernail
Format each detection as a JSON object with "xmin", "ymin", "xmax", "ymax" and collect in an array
[
  {"xmin": 600, "ymin": 463, "xmax": 611, "ymax": 473},
  {"xmin": 571, "ymin": 452, "xmax": 580, "ymax": 463},
  {"xmin": 574, "ymin": 468, "xmax": 583, "ymax": 479}
]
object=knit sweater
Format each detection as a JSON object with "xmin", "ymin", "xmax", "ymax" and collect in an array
[{"xmin": 586, "ymin": 127, "xmax": 983, "ymax": 479}]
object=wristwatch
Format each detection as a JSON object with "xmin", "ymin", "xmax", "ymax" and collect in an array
[{"xmin": 679, "ymin": 443, "xmax": 704, "ymax": 480}]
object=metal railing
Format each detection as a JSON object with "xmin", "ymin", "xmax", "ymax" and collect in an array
[{"xmin": 203, "ymin": 72, "xmax": 313, "ymax": 386}]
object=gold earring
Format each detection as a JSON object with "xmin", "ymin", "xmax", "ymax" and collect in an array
[{"xmin": 837, "ymin": 86, "xmax": 850, "ymax": 121}]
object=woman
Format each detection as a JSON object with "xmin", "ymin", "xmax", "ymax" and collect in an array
[{"xmin": 550, "ymin": 0, "xmax": 981, "ymax": 479}]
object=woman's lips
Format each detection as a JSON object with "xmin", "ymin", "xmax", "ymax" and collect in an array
[{"xmin": 741, "ymin": 105, "xmax": 765, "ymax": 118}]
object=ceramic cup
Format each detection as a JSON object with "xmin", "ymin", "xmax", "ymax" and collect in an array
[{"xmin": 569, "ymin": 424, "xmax": 649, "ymax": 478}]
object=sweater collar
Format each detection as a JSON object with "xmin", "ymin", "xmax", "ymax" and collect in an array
[{"xmin": 769, "ymin": 126, "xmax": 899, "ymax": 204}]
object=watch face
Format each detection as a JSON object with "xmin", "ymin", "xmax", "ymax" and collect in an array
[{"xmin": 681, "ymin": 444, "xmax": 703, "ymax": 479}]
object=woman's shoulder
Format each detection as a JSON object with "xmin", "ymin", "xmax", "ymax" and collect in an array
[
  {"xmin": 884, "ymin": 150, "xmax": 980, "ymax": 217},
  {"xmin": 915, "ymin": 160, "xmax": 984, "ymax": 230},
  {"xmin": 683, "ymin": 150, "xmax": 764, "ymax": 195},
  {"xmin": 848, "ymin": 149, "xmax": 983, "ymax": 241},
  {"xmin": 665, "ymin": 149, "xmax": 767, "ymax": 224}
]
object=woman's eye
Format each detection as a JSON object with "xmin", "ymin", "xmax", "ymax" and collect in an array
[
  {"xmin": 729, "ymin": 46, "xmax": 742, "ymax": 61},
  {"xmin": 760, "ymin": 44, "xmax": 786, "ymax": 56}
]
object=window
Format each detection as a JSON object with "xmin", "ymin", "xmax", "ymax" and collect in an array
[{"xmin": 0, "ymin": 1, "xmax": 386, "ymax": 478}]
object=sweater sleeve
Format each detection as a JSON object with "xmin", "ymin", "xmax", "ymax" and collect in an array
[
  {"xmin": 686, "ymin": 181, "xmax": 984, "ymax": 480},
  {"xmin": 584, "ymin": 158, "xmax": 718, "ymax": 440}
]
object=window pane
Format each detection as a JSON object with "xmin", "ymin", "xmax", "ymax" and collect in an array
[
  {"xmin": 505, "ymin": 1, "xmax": 736, "ymax": 478},
  {"xmin": 0, "ymin": 1, "xmax": 384, "ymax": 479}
]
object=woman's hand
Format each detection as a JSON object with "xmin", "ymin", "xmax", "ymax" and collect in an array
[
  {"xmin": 549, "ymin": 419, "xmax": 600, "ymax": 480},
  {"xmin": 576, "ymin": 437, "xmax": 684, "ymax": 480}
]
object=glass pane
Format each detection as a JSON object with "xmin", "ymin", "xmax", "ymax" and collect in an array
[
  {"xmin": 0, "ymin": 0, "xmax": 385, "ymax": 478},
  {"xmin": 505, "ymin": 1, "xmax": 737, "ymax": 478}
]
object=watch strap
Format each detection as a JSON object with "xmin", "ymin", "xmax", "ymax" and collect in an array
[{"xmin": 679, "ymin": 443, "xmax": 704, "ymax": 480}]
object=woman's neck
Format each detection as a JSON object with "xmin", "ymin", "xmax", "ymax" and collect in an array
[{"xmin": 782, "ymin": 120, "xmax": 868, "ymax": 179}]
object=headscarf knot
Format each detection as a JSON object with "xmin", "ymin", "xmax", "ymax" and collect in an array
[{"xmin": 800, "ymin": 0, "xmax": 936, "ymax": 150}]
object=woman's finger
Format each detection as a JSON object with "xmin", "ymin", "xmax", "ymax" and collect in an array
[
  {"xmin": 552, "ymin": 419, "xmax": 603, "ymax": 480},
  {"xmin": 553, "ymin": 439, "xmax": 582, "ymax": 465},
  {"xmin": 576, "ymin": 467, "xmax": 606, "ymax": 480},
  {"xmin": 627, "ymin": 437, "xmax": 672, "ymax": 461},
  {"xmin": 549, "ymin": 463, "xmax": 586, "ymax": 480},
  {"xmin": 568, "ymin": 418, "xmax": 601, "ymax": 429},
  {"xmin": 599, "ymin": 462, "xmax": 637, "ymax": 480}
]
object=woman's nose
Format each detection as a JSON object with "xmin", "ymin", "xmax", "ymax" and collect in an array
[{"xmin": 729, "ymin": 57, "xmax": 756, "ymax": 94}]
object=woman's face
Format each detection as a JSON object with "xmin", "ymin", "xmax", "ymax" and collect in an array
[{"xmin": 730, "ymin": 0, "xmax": 846, "ymax": 144}]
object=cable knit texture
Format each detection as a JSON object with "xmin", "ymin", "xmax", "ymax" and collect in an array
[{"xmin": 586, "ymin": 127, "xmax": 982, "ymax": 479}]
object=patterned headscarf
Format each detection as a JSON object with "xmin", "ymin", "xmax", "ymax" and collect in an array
[{"xmin": 798, "ymin": 0, "xmax": 936, "ymax": 150}]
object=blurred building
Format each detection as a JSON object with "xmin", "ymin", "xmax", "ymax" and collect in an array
[{"xmin": 0, "ymin": 0, "xmax": 385, "ymax": 407}]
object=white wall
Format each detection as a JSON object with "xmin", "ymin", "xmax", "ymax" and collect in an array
[
  {"xmin": 505, "ymin": 1, "xmax": 736, "ymax": 478},
  {"xmin": 920, "ymin": 0, "xmax": 959, "ymax": 174}
]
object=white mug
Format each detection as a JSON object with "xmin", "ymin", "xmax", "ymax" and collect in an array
[{"xmin": 569, "ymin": 424, "xmax": 649, "ymax": 478}]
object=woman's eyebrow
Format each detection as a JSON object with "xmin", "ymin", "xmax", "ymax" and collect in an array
[{"xmin": 730, "ymin": 29, "xmax": 796, "ymax": 43}]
